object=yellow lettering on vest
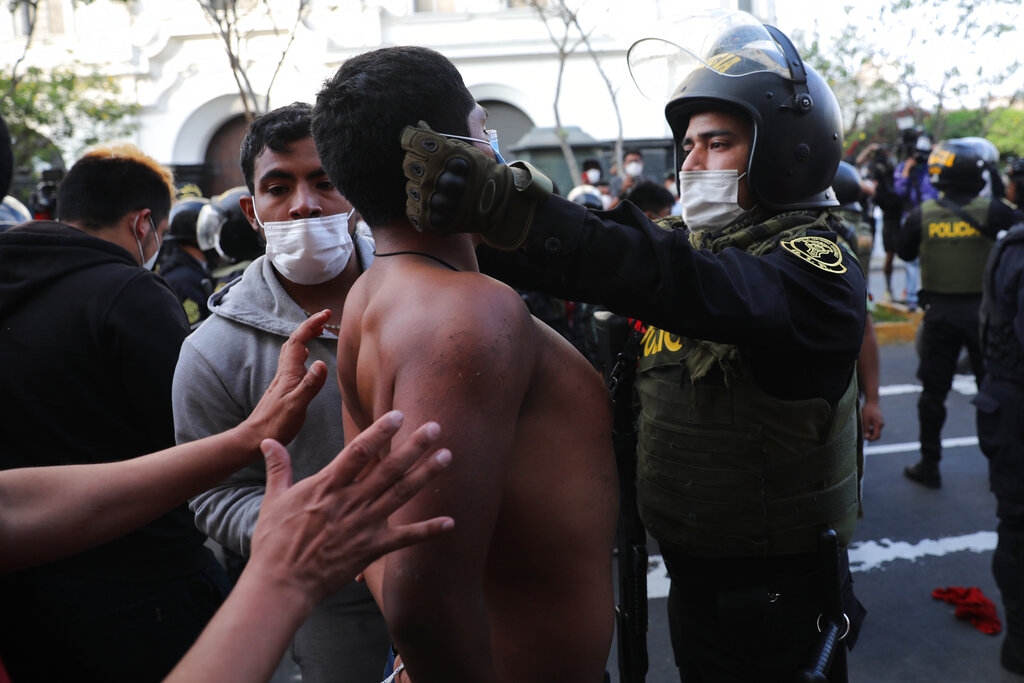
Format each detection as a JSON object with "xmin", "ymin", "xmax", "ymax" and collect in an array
[
  {"xmin": 642, "ymin": 326, "xmax": 661, "ymax": 357},
  {"xmin": 662, "ymin": 331, "xmax": 683, "ymax": 352},
  {"xmin": 928, "ymin": 221, "xmax": 981, "ymax": 238},
  {"xmin": 642, "ymin": 328, "xmax": 684, "ymax": 357}
]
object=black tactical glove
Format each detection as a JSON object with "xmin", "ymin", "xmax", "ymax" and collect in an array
[{"xmin": 401, "ymin": 121, "xmax": 553, "ymax": 250}]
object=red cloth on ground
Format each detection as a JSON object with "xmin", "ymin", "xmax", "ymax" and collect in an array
[{"xmin": 931, "ymin": 586, "xmax": 1003, "ymax": 635}]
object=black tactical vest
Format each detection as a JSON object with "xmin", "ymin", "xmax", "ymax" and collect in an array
[{"xmin": 634, "ymin": 215, "xmax": 860, "ymax": 558}]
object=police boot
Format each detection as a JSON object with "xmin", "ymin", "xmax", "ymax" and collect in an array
[
  {"xmin": 996, "ymin": 528, "xmax": 1024, "ymax": 674},
  {"xmin": 1002, "ymin": 629, "xmax": 1024, "ymax": 675},
  {"xmin": 904, "ymin": 445, "xmax": 941, "ymax": 489}
]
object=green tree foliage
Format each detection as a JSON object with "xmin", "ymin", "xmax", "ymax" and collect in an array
[
  {"xmin": 791, "ymin": 0, "xmax": 1022, "ymax": 159},
  {"xmin": 4, "ymin": 0, "xmax": 136, "ymax": 181},
  {"xmin": 796, "ymin": 12, "xmax": 901, "ymax": 160},
  {"xmin": 1, "ymin": 66, "xmax": 139, "ymax": 176},
  {"xmin": 985, "ymin": 108, "xmax": 1024, "ymax": 158}
]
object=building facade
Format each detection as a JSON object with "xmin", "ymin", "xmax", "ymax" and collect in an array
[{"xmin": 1, "ymin": 0, "xmax": 776, "ymax": 195}]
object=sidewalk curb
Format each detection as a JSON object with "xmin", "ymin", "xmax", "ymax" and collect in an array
[{"xmin": 872, "ymin": 301, "xmax": 923, "ymax": 346}]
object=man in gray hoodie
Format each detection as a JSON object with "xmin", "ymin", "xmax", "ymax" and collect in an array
[{"xmin": 172, "ymin": 102, "xmax": 387, "ymax": 682}]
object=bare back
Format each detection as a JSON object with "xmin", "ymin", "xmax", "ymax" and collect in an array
[{"xmin": 338, "ymin": 256, "xmax": 618, "ymax": 683}]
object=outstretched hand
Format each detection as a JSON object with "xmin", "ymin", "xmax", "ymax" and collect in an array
[
  {"xmin": 248, "ymin": 410, "xmax": 455, "ymax": 608},
  {"xmin": 243, "ymin": 310, "xmax": 330, "ymax": 449},
  {"xmin": 400, "ymin": 121, "xmax": 553, "ymax": 250}
]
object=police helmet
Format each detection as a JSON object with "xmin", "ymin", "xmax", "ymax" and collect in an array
[
  {"xmin": 166, "ymin": 197, "xmax": 209, "ymax": 247},
  {"xmin": 567, "ymin": 185, "xmax": 604, "ymax": 210},
  {"xmin": 196, "ymin": 186, "xmax": 264, "ymax": 261},
  {"xmin": 0, "ymin": 195, "xmax": 31, "ymax": 233},
  {"xmin": 1009, "ymin": 158, "xmax": 1024, "ymax": 179},
  {"xmin": 831, "ymin": 161, "xmax": 864, "ymax": 211},
  {"xmin": 928, "ymin": 139, "xmax": 986, "ymax": 194},
  {"xmin": 958, "ymin": 137, "xmax": 1004, "ymax": 198},
  {"xmin": 627, "ymin": 9, "xmax": 843, "ymax": 211}
]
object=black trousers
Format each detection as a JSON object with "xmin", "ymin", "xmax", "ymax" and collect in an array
[
  {"xmin": 975, "ymin": 377, "xmax": 1024, "ymax": 642},
  {"xmin": 659, "ymin": 545, "xmax": 865, "ymax": 683},
  {"xmin": 917, "ymin": 295, "xmax": 985, "ymax": 460}
]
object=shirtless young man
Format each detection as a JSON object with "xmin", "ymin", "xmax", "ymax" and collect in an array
[{"xmin": 311, "ymin": 45, "xmax": 619, "ymax": 683}]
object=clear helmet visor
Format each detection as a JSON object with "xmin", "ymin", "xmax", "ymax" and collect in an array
[{"xmin": 627, "ymin": 10, "xmax": 793, "ymax": 101}]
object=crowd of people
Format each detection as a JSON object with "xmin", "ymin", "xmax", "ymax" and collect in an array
[{"xmin": 0, "ymin": 7, "xmax": 1022, "ymax": 683}]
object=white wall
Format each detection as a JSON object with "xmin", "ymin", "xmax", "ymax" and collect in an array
[{"xmin": 1, "ymin": 0, "xmax": 776, "ymax": 169}]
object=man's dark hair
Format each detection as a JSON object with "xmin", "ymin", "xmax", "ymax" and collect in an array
[
  {"xmin": 57, "ymin": 143, "xmax": 174, "ymax": 230},
  {"xmin": 582, "ymin": 158, "xmax": 602, "ymax": 172},
  {"xmin": 627, "ymin": 181, "xmax": 675, "ymax": 215},
  {"xmin": 312, "ymin": 46, "xmax": 476, "ymax": 228},
  {"xmin": 240, "ymin": 102, "xmax": 314, "ymax": 194}
]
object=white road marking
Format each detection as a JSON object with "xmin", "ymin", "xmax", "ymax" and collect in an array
[
  {"xmin": 864, "ymin": 435, "xmax": 979, "ymax": 456},
  {"xmin": 643, "ymin": 531, "xmax": 999, "ymax": 599},
  {"xmin": 879, "ymin": 374, "xmax": 977, "ymax": 397},
  {"xmin": 848, "ymin": 532, "xmax": 997, "ymax": 572}
]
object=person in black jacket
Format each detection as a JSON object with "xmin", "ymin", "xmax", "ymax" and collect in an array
[
  {"xmin": 0, "ymin": 142, "xmax": 232, "ymax": 682},
  {"xmin": 896, "ymin": 138, "xmax": 1024, "ymax": 489},
  {"xmin": 398, "ymin": 10, "xmax": 867, "ymax": 682},
  {"xmin": 975, "ymin": 222, "xmax": 1024, "ymax": 675}
]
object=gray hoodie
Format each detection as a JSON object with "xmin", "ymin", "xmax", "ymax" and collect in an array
[{"xmin": 174, "ymin": 235, "xmax": 374, "ymax": 555}]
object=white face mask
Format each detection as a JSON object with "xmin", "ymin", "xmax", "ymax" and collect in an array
[
  {"xmin": 584, "ymin": 168, "xmax": 601, "ymax": 185},
  {"xmin": 625, "ymin": 161, "xmax": 644, "ymax": 177},
  {"xmin": 133, "ymin": 215, "xmax": 160, "ymax": 270},
  {"xmin": 679, "ymin": 170, "xmax": 750, "ymax": 230},
  {"xmin": 256, "ymin": 208, "xmax": 354, "ymax": 285}
]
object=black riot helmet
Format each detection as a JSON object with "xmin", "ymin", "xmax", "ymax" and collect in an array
[
  {"xmin": 928, "ymin": 139, "xmax": 986, "ymax": 194},
  {"xmin": 959, "ymin": 136, "xmax": 1004, "ymax": 198},
  {"xmin": 627, "ymin": 9, "xmax": 843, "ymax": 211},
  {"xmin": 196, "ymin": 186, "xmax": 264, "ymax": 262},
  {"xmin": 166, "ymin": 197, "xmax": 209, "ymax": 247},
  {"xmin": 832, "ymin": 161, "xmax": 864, "ymax": 212}
]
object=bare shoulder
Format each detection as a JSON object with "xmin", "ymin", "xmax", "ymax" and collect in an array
[{"xmin": 398, "ymin": 272, "xmax": 534, "ymax": 358}]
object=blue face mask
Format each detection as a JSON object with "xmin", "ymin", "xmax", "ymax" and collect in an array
[{"xmin": 440, "ymin": 130, "xmax": 506, "ymax": 165}]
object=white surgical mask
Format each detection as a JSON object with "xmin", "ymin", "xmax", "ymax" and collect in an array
[
  {"xmin": 584, "ymin": 168, "xmax": 601, "ymax": 185},
  {"xmin": 255, "ymin": 207, "xmax": 354, "ymax": 285},
  {"xmin": 625, "ymin": 161, "xmax": 644, "ymax": 177},
  {"xmin": 679, "ymin": 170, "xmax": 750, "ymax": 230},
  {"xmin": 440, "ymin": 130, "xmax": 506, "ymax": 165},
  {"xmin": 133, "ymin": 215, "xmax": 160, "ymax": 271}
]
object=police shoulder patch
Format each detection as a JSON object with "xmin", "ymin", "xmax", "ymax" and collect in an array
[{"xmin": 780, "ymin": 235, "xmax": 847, "ymax": 274}]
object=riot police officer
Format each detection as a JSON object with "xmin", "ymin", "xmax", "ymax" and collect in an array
[
  {"xmin": 196, "ymin": 186, "xmax": 264, "ymax": 288},
  {"xmin": 156, "ymin": 195, "xmax": 213, "ymax": 328},
  {"xmin": 975, "ymin": 222, "xmax": 1024, "ymax": 675},
  {"xmin": 897, "ymin": 138, "xmax": 1024, "ymax": 488},
  {"xmin": 398, "ymin": 9, "xmax": 866, "ymax": 681},
  {"xmin": 833, "ymin": 160, "xmax": 876, "ymax": 278}
]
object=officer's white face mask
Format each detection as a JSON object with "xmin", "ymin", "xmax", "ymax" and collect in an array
[
  {"xmin": 254, "ymin": 206, "xmax": 354, "ymax": 285},
  {"xmin": 679, "ymin": 169, "xmax": 750, "ymax": 230}
]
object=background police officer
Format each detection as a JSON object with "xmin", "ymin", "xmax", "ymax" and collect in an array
[
  {"xmin": 897, "ymin": 138, "xmax": 1024, "ymax": 489},
  {"xmin": 975, "ymin": 221, "xmax": 1024, "ymax": 675},
  {"xmin": 156, "ymin": 194, "xmax": 213, "ymax": 329},
  {"xmin": 398, "ymin": 9, "xmax": 867, "ymax": 681}
]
